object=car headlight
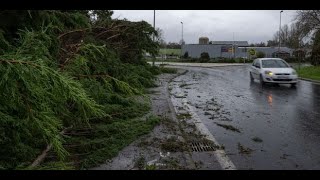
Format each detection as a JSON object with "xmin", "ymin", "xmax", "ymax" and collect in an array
[
  {"xmin": 292, "ymin": 71, "xmax": 297, "ymax": 75},
  {"xmin": 264, "ymin": 70, "xmax": 273, "ymax": 76}
]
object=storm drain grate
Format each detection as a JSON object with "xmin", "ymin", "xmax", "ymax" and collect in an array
[{"xmin": 190, "ymin": 142, "xmax": 217, "ymax": 152}]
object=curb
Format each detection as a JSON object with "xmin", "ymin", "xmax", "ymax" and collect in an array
[
  {"xmin": 299, "ymin": 77, "xmax": 320, "ymax": 84},
  {"xmin": 164, "ymin": 69, "xmax": 197, "ymax": 169},
  {"xmin": 162, "ymin": 64, "xmax": 245, "ymax": 68}
]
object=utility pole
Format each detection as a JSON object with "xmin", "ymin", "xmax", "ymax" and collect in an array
[
  {"xmin": 152, "ymin": 10, "xmax": 155, "ymax": 66},
  {"xmin": 278, "ymin": 10, "xmax": 283, "ymax": 56},
  {"xmin": 233, "ymin": 32, "xmax": 235, "ymax": 59},
  {"xmin": 181, "ymin": 21, "xmax": 183, "ymax": 58}
]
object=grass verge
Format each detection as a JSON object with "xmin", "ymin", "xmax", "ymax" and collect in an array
[{"xmin": 296, "ymin": 66, "xmax": 320, "ymax": 81}]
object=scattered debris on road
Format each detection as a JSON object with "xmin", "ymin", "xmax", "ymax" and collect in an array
[
  {"xmin": 238, "ymin": 143, "xmax": 253, "ymax": 155},
  {"xmin": 215, "ymin": 123, "xmax": 241, "ymax": 133},
  {"xmin": 252, "ymin": 137, "xmax": 263, "ymax": 143}
]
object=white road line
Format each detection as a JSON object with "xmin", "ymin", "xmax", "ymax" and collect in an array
[{"xmin": 182, "ymin": 98, "xmax": 237, "ymax": 170}]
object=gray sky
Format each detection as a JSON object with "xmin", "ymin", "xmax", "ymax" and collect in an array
[{"xmin": 112, "ymin": 10, "xmax": 297, "ymax": 44}]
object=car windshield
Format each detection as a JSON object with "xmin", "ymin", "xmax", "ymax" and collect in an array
[{"xmin": 261, "ymin": 60, "xmax": 289, "ymax": 68}]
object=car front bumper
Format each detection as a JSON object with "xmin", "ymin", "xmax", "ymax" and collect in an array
[{"xmin": 262, "ymin": 74, "xmax": 298, "ymax": 84}]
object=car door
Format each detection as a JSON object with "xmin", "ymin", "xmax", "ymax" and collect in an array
[
  {"xmin": 251, "ymin": 59, "xmax": 260, "ymax": 79},
  {"xmin": 254, "ymin": 60, "xmax": 262, "ymax": 78}
]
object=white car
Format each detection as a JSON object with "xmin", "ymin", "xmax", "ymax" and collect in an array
[{"xmin": 249, "ymin": 58, "xmax": 298, "ymax": 86}]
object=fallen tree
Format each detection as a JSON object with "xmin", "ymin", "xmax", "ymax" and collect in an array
[{"xmin": 0, "ymin": 10, "xmax": 162, "ymax": 169}]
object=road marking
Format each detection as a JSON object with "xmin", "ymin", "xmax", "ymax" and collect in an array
[
  {"xmin": 181, "ymin": 99, "xmax": 237, "ymax": 170},
  {"xmin": 170, "ymin": 80, "xmax": 237, "ymax": 170}
]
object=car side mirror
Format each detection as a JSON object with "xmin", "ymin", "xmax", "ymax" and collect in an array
[{"xmin": 255, "ymin": 65, "xmax": 260, "ymax": 69}]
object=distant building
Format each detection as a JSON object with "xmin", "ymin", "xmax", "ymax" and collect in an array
[
  {"xmin": 238, "ymin": 47, "xmax": 294, "ymax": 58},
  {"xmin": 199, "ymin": 37, "xmax": 209, "ymax": 44},
  {"xmin": 182, "ymin": 38, "xmax": 293, "ymax": 59},
  {"xmin": 182, "ymin": 40, "xmax": 249, "ymax": 58},
  {"xmin": 210, "ymin": 41, "xmax": 249, "ymax": 47}
]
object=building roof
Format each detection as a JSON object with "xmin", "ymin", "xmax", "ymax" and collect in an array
[
  {"xmin": 238, "ymin": 46, "xmax": 294, "ymax": 53},
  {"xmin": 210, "ymin": 41, "xmax": 249, "ymax": 46},
  {"xmin": 184, "ymin": 41, "xmax": 249, "ymax": 46}
]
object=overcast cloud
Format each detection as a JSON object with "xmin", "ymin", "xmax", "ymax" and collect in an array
[{"xmin": 112, "ymin": 10, "xmax": 297, "ymax": 44}]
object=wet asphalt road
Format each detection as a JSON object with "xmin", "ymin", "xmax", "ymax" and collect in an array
[{"xmin": 173, "ymin": 65, "xmax": 320, "ymax": 170}]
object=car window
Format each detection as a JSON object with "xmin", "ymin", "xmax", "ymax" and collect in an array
[
  {"xmin": 254, "ymin": 60, "xmax": 260, "ymax": 67},
  {"xmin": 252, "ymin": 60, "xmax": 256, "ymax": 66},
  {"xmin": 261, "ymin": 60, "xmax": 289, "ymax": 68}
]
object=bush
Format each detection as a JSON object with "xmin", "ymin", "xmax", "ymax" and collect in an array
[
  {"xmin": 190, "ymin": 58, "xmax": 198, "ymax": 62},
  {"xmin": 246, "ymin": 58, "xmax": 254, "ymax": 63},
  {"xmin": 208, "ymin": 59, "xmax": 219, "ymax": 63},
  {"xmin": 183, "ymin": 52, "xmax": 189, "ymax": 59},
  {"xmin": 200, "ymin": 52, "xmax": 210, "ymax": 63},
  {"xmin": 256, "ymin": 51, "xmax": 265, "ymax": 58},
  {"xmin": 235, "ymin": 58, "xmax": 246, "ymax": 63},
  {"xmin": 285, "ymin": 57, "xmax": 300, "ymax": 63},
  {"xmin": 214, "ymin": 57, "xmax": 236, "ymax": 63},
  {"xmin": 310, "ymin": 55, "xmax": 320, "ymax": 66}
]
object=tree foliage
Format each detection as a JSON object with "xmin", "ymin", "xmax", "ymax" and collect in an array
[
  {"xmin": 296, "ymin": 10, "xmax": 320, "ymax": 34},
  {"xmin": 256, "ymin": 51, "xmax": 265, "ymax": 58},
  {"xmin": 296, "ymin": 10, "xmax": 320, "ymax": 65},
  {"xmin": 0, "ymin": 10, "xmax": 160, "ymax": 169},
  {"xmin": 271, "ymin": 22, "xmax": 306, "ymax": 49},
  {"xmin": 311, "ymin": 30, "xmax": 320, "ymax": 66}
]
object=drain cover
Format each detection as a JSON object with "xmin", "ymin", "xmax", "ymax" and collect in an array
[{"xmin": 190, "ymin": 141, "xmax": 217, "ymax": 152}]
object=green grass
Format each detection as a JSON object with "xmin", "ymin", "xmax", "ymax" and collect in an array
[
  {"xmin": 159, "ymin": 48, "xmax": 181, "ymax": 56},
  {"xmin": 159, "ymin": 66, "xmax": 177, "ymax": 74},
  {"xmin": 296, "ymin": 66, "xmax": 320, "ymax": 81}
]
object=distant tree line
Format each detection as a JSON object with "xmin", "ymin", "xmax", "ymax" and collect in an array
[
  {"xmin": 248, "ymin": 42, "xmax": 267, "ymax": 47},
  {"xmin": 261, "ymin": 10, "xmax": 320, "ymax": 65}
]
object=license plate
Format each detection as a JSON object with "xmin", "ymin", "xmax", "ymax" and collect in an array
[{"xmin": 277, "ymin": 76, "xmax": 289, "ymax": 79}]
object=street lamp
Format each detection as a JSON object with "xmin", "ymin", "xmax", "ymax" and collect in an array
[
  {"xmin": 181, "ymin": 22, "xmax": 184, "ymax": 45},
  {"xmin": 278, "ymin": 10, "xmax": 283, "ymax": 55},
  {"xmin": 152, "ymin": 10, "xmax": 155, "ymax": 66},
  {"xmin": 181, "ymin": 21, "xmax": 183, "ymax": 59}
]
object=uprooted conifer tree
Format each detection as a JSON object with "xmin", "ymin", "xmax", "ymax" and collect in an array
[{"xmin": 0, "ymin": 10, "xmax": 162, "ymax": 169}]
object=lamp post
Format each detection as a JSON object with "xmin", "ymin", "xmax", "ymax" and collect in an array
[
  {"xmin": 181, "ymin": 21, "xmax": 183, "ymax": 58},
  {"xmin": 278, "ymin": 10, "xmax": 283, "ymax": 55},
  {"xmin": 152, "ymin": 10, "xmax": 155, "ymax": 66},
  {"xmin": 181, "ymin": 22, "xmax": 184, "ymax": 44}
]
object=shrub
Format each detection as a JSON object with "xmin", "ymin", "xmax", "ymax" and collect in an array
[
  {"xmin": 285, "ymin": 57, "xmax": 300, "ymax": 63},
  {"xmin": 200, "ymin": 52, "xmax": 210, "ymax": 63},
  {"xmin": 183, "ymin": 51, "xmax": 189, "ymax": 59},
  {"xmin": 256, "ymin": 51, "xmax": 265, "ymax": 58}
]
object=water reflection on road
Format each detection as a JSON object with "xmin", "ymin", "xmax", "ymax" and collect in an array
[{"xmin": 172, "ymin": 65, "xmax": 320, "ymax": 169}]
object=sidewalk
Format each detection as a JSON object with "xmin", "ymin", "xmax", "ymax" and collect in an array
[{"xmin": 91, "ymin": 70, "xmax": 196, "ymax": 170}]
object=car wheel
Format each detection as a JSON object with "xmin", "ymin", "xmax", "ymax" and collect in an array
[
  {"xmin": 250, "ymin": 72, "xmax": 254, "ymax": 82},
  {"xmin": 291, "ymin": 83, "xmax": 297, "ymax": 88},
  {"xmin": 260, "ymin": 74, "xmax": 265, "ymax": 85}
]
